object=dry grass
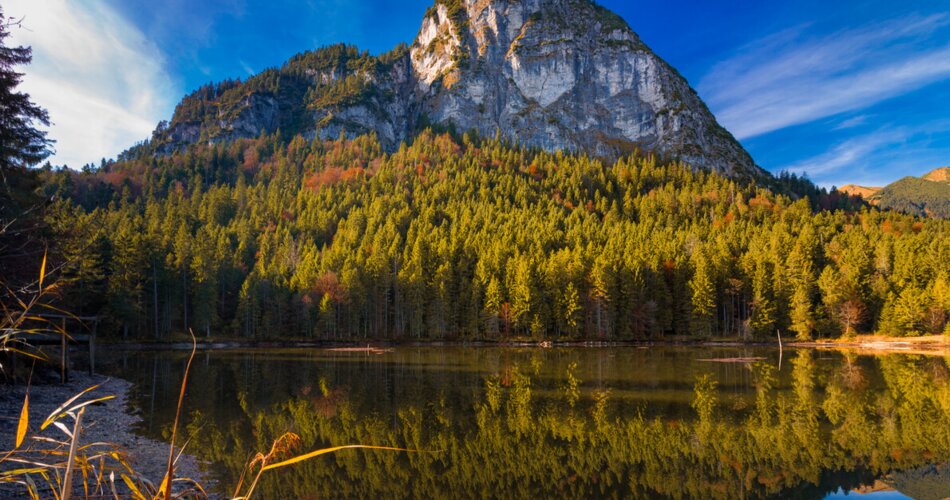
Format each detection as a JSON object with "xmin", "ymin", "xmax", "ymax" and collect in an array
[
  {"xmin": 1, "ymin": 250, "xmax": 68, "ymax": 372},
  {"xmin": 1, "ymin": 257, "xmax": 418, "ymax": 499},
  {"xmin": 1, "ymin": 330, "xmax": 418, "ymax": 499}
]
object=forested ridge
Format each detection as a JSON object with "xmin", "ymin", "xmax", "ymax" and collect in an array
[
  {"xmin": 871, "ymin": 175, "xmax": 950, "ymax": 219},
  {"xmin": 37, "ymin": 130, "xmax": 949, "ymax": 341}
]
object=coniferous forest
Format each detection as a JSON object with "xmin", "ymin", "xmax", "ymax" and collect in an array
[{"xmin": 34, "ymin": 129, "xmax": 949, "ymax": 342}]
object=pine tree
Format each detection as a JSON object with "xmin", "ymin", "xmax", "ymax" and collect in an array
[
  {"xmin": 890, "ymin": 287, "xmax": 925, "ymax": 336},
  {"xmin": 787, "ymin": 227, "xmax": 818, "ymax": 340},
  {"xmin": 789, "ymin": 286, "xmax": 814, "ymax": 340},
  {"xmin": 509, "ymin": 256, "xmax": 535, "ymax": 335},
  {"xmin": 689, "ymin": 254, "xmax": 716, "ymax": 336},
  {"xmin": 0, "ymin": 10, "xmax": 52, "ymax": 171},
  {"xmin": 589, "ymin": 255, "xmax": 615, "ymax": 338},
  {"xmin": 748, "ymin": 258, "xmax": 776, "ymax": 337},
  {"xmin": 482, "ymin": 275, "xmax": 503, "ymax": 337},
  {"xmin": 561, "ymin": 281, "xmax": 582, "ymax": 336},
  {"xmin": 0, "ymin": 11, "xmax": 52, "ymax": 291}
]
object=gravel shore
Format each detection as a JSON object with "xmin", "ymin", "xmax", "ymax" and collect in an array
[{"xmin": 1, "ymin": 373, "xmax": 213, "ymax": 498}]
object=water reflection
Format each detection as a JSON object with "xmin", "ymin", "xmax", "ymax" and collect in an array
[{"xmin": 106, "ymin": 347, "xmax": 950, "ymax": 498}]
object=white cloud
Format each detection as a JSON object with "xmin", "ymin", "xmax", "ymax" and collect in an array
[
  {"xmin": 5, "ymin": 0, "xmax": 178, "ymax": 168},
  {"xmin": 700, "ymin": 15, "xmax": 950, "ymax": 140},
  {"xmin": 834, "ymin": 115, "xmax": 870, "ymax": 130},
  {"xmin": 239, "ymin": 60, "xmax": 256, "ymax": 76}
]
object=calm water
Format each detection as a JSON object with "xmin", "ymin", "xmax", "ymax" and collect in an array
[{"xmin": 104, "ymin": 347, "xmax": 950, "ymax": 499}]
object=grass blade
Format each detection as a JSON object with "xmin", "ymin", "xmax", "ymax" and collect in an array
[
  {"xmin": 41, "ymin": 384, "xmax": 102, "ymax": 430},
  {"xmin": 160, "ymin": 329, "xmax": 197, "ymax": 500},
  {"xmin": 261, "ymin": 444, "xmax": 418, "ymax": 471},
  {"xmin": 108, "ymin": 472, "xmax": 119, "ymax": 500},
  {"xmin": 39, "ymin": 249, "xmax": 47, "ymax": 291},
  {"xmin": 60, "ymin": 407, "xmax": 84, "ymax": 500},
  {"xmin": 16, "ymin": 391, "xmax": 29, "ymax": 449},
  {"xmin": 24, "ymin": 474, "xmax": 39, "ymax": 500},
  {"xmin": 120, "ymin": 473, "xmax": 145, "ymax": 500}
]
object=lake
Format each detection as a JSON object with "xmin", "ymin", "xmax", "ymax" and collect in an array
[{"xmin": 104, "ymin": 346, "xmax": 950, "ymax": 499}]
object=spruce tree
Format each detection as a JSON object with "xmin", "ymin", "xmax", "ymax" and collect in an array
[
  {"xmin": 0, "ymin": 10, "xmax": 52, "ymax": 171},
  {"xmin": 689, "ymin": 254, "xmax": 716, "ymax": 336},
  {"xmin": 0, "ymin": 10, "xmax": 52, "ymax": 289}
]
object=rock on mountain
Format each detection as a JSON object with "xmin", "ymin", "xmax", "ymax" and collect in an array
[
  {"xmin": 839, "ymin": 184, "xmax": 882, "ymax": 199},
  {"xmin": 149, "ymin": 0, "xmax": 766, "ymax": 180},
  {"xmin": 923, "ymin": 166, "xmax": 950, "ymax": 183}
]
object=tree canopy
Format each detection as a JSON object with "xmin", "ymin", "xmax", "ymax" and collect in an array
[
  {"xmin": 0, "ymin": 9, "xmax": 52, "ymax": 172},
  {"xmin": 37, "ymin": 128, "xmax": 949, "ymax": 341}
]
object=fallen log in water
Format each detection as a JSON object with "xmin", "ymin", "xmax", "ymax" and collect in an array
[
  {"xmin": 696, "ymin": 357, "xmax": 767, "ymax": 363},
  {"xmin": 326, "ymin": 346, "xmax": 394, "ymax": 354}
]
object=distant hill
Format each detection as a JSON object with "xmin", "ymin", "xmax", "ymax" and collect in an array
[
  {"xmin": 839, "ymin": 167, "xmax": 950, "ymax": 218},
  {"xmin": 838, "ymin": 184, "xmax": 881, "ymax": 199}
]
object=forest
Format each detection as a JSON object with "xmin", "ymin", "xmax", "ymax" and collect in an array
[{"xmin": 34, "ymin": 129, "xmax": 950, "ymax": 341}]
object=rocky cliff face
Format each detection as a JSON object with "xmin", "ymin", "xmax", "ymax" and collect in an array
[{"xmin": 152, "ymin": 0, "xmax": 766, "ymax": 180}]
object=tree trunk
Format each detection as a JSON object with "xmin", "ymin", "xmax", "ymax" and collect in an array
[
  {"xmin": 153, "ymin": 262, "xmax": 159, "ymax": 339},
  {"xmin": 182, "ymin": 266, "xmax": 188, "ymax": 333}
]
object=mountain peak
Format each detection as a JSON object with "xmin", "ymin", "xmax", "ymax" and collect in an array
[
  {"xmin": 407, "ymin": 0, "xmax": 763, "ymax": 178},
  {"xmin": 923, "ymin": 166, "xmax": 950, "ymax": 183},
  {"xmin": 838, "ymin": 184, "xmax": 882, "ymax": 198},
  {"xmin": 149, "ymin": 0, "xmax": 766, "ymax": 180}
]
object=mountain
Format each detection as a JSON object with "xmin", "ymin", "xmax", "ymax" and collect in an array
[
  {"xmin": 33, "ymin": 4, "xmax": 947, "ymax": 343},
  {"xmin": 923, "ymin": 166, "xmax": 950, "ymax": 182},
  {"xmin": 148, "ymin": 0, "xmax": 766, "ymax": 180},
  {"xmin": 840, "ymin": 167, "xmax": 950, "ymax": 218},
  {"xmin": 838, "ymin": 184, "xmax": 881, "ymax": 199}
]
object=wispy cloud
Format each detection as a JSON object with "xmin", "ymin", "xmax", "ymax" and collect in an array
[
  {"xmin": 834, "ymin": 115, "xmax": 870, "ymax": 130},
  {"xmin": 780, "ymin": 119, "xmax": 950, "ymax": 187},
  {"xmin": 700, "ymin": 14, "xmax": 950, "ymax": 140},
  {"xmin": 5, "ymin": 0, "xmax": 178, "ymax": 168},
  {"xmin": 784, "ymin": 130, "xmax": 906, "ymax": 179}
]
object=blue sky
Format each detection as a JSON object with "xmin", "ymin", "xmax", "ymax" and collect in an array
[{"xmin": 5, "ymin": 0, "xmax": 950, "ymax": 187}]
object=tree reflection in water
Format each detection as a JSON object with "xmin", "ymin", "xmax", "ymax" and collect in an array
[{"xmin": 114, "ymin": 348, "xmax": 950, "ymax": 498}]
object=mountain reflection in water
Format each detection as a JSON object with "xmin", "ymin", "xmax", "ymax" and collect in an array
[{"xmin": 105, "ymin": 347, "xmax": 950, "ymax": 499}]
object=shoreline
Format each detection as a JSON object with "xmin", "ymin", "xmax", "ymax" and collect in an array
[
  {"xmin": 100, "ymin": 334, "xmax": 950, "ymax": 355},
  {"xmin": 0, "ymin": 373, "xmax": 213, "ymax": 497},
  {"xmin": 795, "ymin": 334, "xmax": 950, "ymax": 356}
]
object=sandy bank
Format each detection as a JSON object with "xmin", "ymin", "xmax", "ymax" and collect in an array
[{"xmin": 0, "ymin": 373, "xmax": 213, "ymax": 498}]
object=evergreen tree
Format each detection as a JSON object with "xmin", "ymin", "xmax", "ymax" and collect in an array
[
  {"xmin": 749, "ymin": 258, "xmax": 776, "ymax": 338},
  {"xmin": 689, "ymin": 254, "xmax": 716, "ymax": 336},
  {"xmin": 0, "ymin": 10, "xmax": 52, "ymax": 292},
  {"xmin": 787, "ymin": 226, "xmax": 818, "ymax": 340},
  {"xmin": 0, "ymin": 10, "xmax": 52, "ymax": 171}
]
